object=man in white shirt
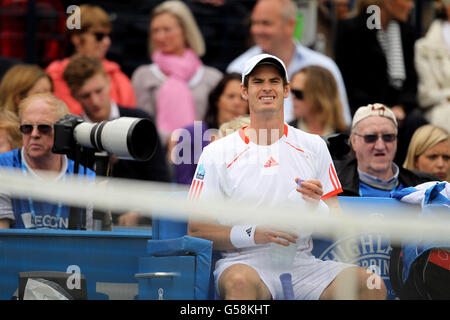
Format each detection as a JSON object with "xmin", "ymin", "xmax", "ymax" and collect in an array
[
  {"xmin": 188, "ymin": 54, "xmax": 386, "ymax": 300},
  {"xmin": 226, "ymin": 0, "xmax": 351, "ymax": 125}
]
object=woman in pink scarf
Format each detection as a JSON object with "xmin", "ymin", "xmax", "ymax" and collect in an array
[{"xmin": 131, "ymin": 0, "xmax": 223, "ymax": 146}]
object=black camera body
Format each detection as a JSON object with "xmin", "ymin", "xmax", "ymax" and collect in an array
[{"xmin": 52, "ymin": 114, "xmax": 85, "ymax": 156}]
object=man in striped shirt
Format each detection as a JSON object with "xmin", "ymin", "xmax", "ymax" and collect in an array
[{"xmin": 187, "ymin": 54, "xmax": 386, "ymax": 300}]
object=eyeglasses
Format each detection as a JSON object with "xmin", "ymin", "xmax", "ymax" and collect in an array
[
  {"xmin": 93, "ymin": 32, "xmax": 110, "ymax": 42},
  {"xmin": 291, "ymin": 89, "xmax": 304, "ymax": 100},
  {"xmin": 354, "ymin": 133, "xmax": 397, "ymax": 143},
  {"xmin": 19, "ymin": 124, "xmax": 53, "ymax": 135}
]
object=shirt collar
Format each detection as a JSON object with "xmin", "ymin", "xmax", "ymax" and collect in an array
[
  {"xmin": 358, "ymin": 162, "xmax": 400, "ymax": 190},
  {"xmin": 238, "ymin": 124, "xmax": 289, "ymax": 145},
  {"xmin": 21, "ymin": 147, "xmax": 68, "ymax": 181},
  {"xmin": 82, "ymin": 101, "xmax": 120, "ymax": 123}
]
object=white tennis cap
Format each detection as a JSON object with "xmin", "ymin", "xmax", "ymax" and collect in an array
[
  {"xmin": 352, "ymin": 103, "xmax": 398, "ymax": 130},
  {"xmin": 241, "ymin": 53, "xmax": 288, "ymax": 84}
]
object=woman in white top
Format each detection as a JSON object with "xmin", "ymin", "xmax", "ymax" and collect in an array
[
  {"xmin": 131, "ymin": 0, "xmax": 223, "ymax": 146},
  {"xmin": 415, "ymin": 0, "xmax": 450, "ymax": 133}
]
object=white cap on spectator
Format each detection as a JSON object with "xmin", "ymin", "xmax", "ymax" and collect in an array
[
  {"xmin": 242, "ymin": 53, "xmax": 288, "ymax": 84},
  {"xmin": 352, "ymin": 103, "xmax": 398, "ymax": 130}
]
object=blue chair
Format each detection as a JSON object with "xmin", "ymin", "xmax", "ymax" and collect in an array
[{"xmin": 135, "ymin": 212, "xmax": 214, "ymax": 300}]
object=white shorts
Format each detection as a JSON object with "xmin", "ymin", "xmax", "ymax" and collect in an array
[{"xmin": 214, "ymin": 246, "xmax": 354, "ymax": 300}]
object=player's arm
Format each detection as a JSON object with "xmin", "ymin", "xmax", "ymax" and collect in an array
[
  {"xmin": 187, "ymin": 148, "xmax": 297, "ymax": 250},
  {"xmin": 188, "ymin": 218, "xmax": 298, "ymax": 250},
  {"xmin": 323, "ymin": 195, "xmax": 343, "ymax": 215},
  {"xmin": 305, "ymin": 137, "xmax": 344, "ymax": 215},
  {"xmin": 186, "ymin": 150, "xmax": 236, "ymax": 250}
]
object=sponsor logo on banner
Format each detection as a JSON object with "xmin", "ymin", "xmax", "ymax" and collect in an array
[{"xmin": 316, "ymin": 232, "xmax": 397, "ymax": 299}]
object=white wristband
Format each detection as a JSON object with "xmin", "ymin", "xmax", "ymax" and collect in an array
[{"xmin": 230, "ymin": 225, "xmax": 257, "ymax": 249}]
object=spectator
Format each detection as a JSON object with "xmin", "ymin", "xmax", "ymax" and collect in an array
[
  {"xmin": 131, "ymin": 0, "xmax": 223, "ymax": 147},
  {"xmin": 0, "ymin": 64, "xmax": 53, "ymax": 116},
  {"xmin": 46, "ymin": 4, "xmax": 136, "ymax": 116},
  {"xmin": 63, "ymin": 55, "xmax": 171, "ymax": 226},
  {"xmin": 415, "ymin": 0, "xmax": 450, "ymax": 133},
  {"xmin": 288, "ymin": 66, "xmax": 348, "ymax": 136},
  {"xmin": 333, "ymin": 103, "xmax": 437, "ymax": 299},
  {"xmin": 0, "ymin": 93, "xmax": 94, "ymax": 229},
  {"xmin": 188, "ymin": 53, "xmax": 385, "ymax": 300},
  {"xmin": 403, "ymin": 124, "xmax": 449, "ymax": 182},
  {"xmin": 335, "ymin": 0, "xmax": 427, "ymax": 165},
  {"xmin": 170, "ymin": 72, "xmax": 249, "ymax": 185},
  {"xmin": 335, "ymin": 103, "xmax": 437, "ymax": 197},
  {"xmin": 0, "ymin": 109, "xmax": 22, "ymax": 153},
  {"xmin": 226, "ymin": 0, "xmax": 351, "ymax": 125}
]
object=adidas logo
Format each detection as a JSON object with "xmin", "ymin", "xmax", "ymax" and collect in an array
[
  {"xmin": 245, "ymin": 227, "xmax": 252, "ymax": 237},
  {"xmin": 264, "ymin": 157, "xmax": 279, "ymax": 168}
]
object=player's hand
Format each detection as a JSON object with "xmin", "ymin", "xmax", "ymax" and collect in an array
[
  {"xmin": 254, "ymin": 225, "xmax": 298, "ymax": 246},
  {"xmin": 295, "ymin": 178, "xmax": 323, "ymax": 205}
]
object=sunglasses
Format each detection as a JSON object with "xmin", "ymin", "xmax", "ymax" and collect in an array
[
  {"xmin": 291, "ymin": 89, "xmax": 304, "ymax": 100},
  {"xmin": 93, "ymin": 32, "xmax": 110, "ymax": 42},
  {"xmin": 19, "ymin": 124, "xmax": 53, "ymax": 135},
  {"xmin": 354, "ymin": 133, "xmax": 397, "ymax": 143}
]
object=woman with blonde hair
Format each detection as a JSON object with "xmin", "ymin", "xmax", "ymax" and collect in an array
[
  {"xmin": 0, "ymin": 110, "xmax": 22, "ymax": 153},
  {"xmin": 0, "ymin": 64, "xmax": 53, "ymax": 116},
  {"xmin": 132, "ymin": 0, "xmax": 222, "ymax": 146},
  {"xmin": 289, "ymin": 65, "xmax": 348, "ymax": 136},
  {"xmin": 403, "ymin": 125, "xmax": 449, "ymax": 181}
]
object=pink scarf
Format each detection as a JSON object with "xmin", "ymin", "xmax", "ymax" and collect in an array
[{"xmin": 152, "ymin": 49, "xmax": 202, "ymax": 135}]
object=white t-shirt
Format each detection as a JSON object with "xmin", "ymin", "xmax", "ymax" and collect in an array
[{"xmin": 189, "ymin": 124, "xmax": 342, "ymax": 253}]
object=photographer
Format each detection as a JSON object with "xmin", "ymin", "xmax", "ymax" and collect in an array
[
  {"xmin": 63, "ymin": 55, "xmax": 171, "ymax": 226},
  {"xmin": 0, "ymin": 94, "xmax": 95, "ymax": 229}
]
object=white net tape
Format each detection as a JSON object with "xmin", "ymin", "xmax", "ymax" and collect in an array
[
  {"xmin": 0, "ymin": 167, "xmax": 449, "ymax": 245},
  {"xmin": 1, "ymin": 167, "xmax": 449, "ymax": 300}
]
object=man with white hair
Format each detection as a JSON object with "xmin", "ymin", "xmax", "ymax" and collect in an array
[{"xmin": 0, "ymin": 93, "xmax": 95, "ymax": 229}]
